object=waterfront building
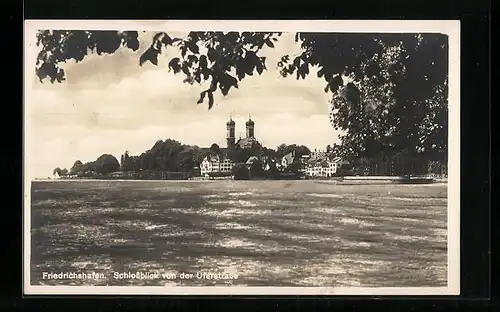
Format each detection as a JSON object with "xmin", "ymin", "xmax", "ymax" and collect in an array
[
  {"xmin": 200, "ymin": 115, "xmax": 260, "ymax": 176},
  {"xmin": 200, "ymin": 154, "xmax": 234, "ymax": 176},
  {"xmin": 305, "ymin": 156, "xmax": 350, "ymax": 177}
]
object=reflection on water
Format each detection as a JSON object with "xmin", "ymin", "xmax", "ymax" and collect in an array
[{"xmin": 30, "ymin": 180, "xmax": 448, "ymax": 287}]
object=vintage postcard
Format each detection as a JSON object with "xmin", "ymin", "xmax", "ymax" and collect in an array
[{"xmin": 23, "ymin": 20, "xmax": 460, "ymax": 295}]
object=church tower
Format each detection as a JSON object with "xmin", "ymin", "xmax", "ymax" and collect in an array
[
  {"xmin": 245, "ymin": 115, "xmax": 255, "ymax": 138},
  {"xmin": 226, "ymin": 115, "xmax": 236, "ymax": 149}
]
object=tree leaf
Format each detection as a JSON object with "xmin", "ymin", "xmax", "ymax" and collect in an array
[
  {"xmin": 199, "ymin": 55, "xmax": 208, "ymax": 69},
  {"xmin": 197, "ymin": 91, "xmax": 207, "ymax": 104},
  {"xmin": 207, "ymin": 91, "xmax": 214, "ymax": 109},
  {"xmin": 153, "ymin": 32, "xmax": 164, "ymax": 43},
  {"xmin": 317, "ymin": 67, "xmax": 324, "ymax": 78},
  {"xmin": 154, "ymin": 40, "xmax": 162, "ymax": 51},
  {"xmin": 168, "ymin": 57, "xmax": 181, "ymax": 73},
  {"xmin": 187, "ymin": 54, "xmax": 198, "ymax": 66},
  {"xmin": 94, "ymin": 31, "xmax": 122, "ymax": 55},
  {"xmin": 207, "ymin": 48, "xmax": 217, "ymax": 62},
  {"xmin": 236, "ymin": 67, "xmax": 245, "ymax": 81},
  {"xmin": 255, "ymin": 61, "xmax": 264, "ymax": 75},
  {"xmin": 202, "ymin": 70, "xmax": 210, "ymax": 80},
  {"xmin": 299, "ymin": 63, "xmax": 309, "ymax": 79},
  {"xmin": 209, "ymin": 80, "xmax": 218, "ymax": 92},
  {"xmin": 180, "ymin": 46, "xmax": 187, "ymax": 58},
  {"xmin": 265, "ymin": 39, "xmax": 274, "ymax": 48},
  {"xmin": 188, "ymin": 41, "xmax": 200, "ymax": 54},
  {"xmin": 219, "ymin": 73, "xmax": 238, "ymax": 96},
  {"xmin": 139, "ymin": 47, "xmax": 158, "ymax": 66},
  {"xmin": 161, "ymin": 33, "xmax": 173, "ymax": 46},
  {"xmin": 181, "ymin": 63, "xmax": 190, "ymax": 76},
  {"xmin": 244, "ymin": 59, "xmax": 255, "ymax": 75},
  {"xmin": 226, "ymin": 74, "xmax": 238, "ymax": 88},
  {"xmin": 329, "ymin": 75, "xmax": 344, "ymax": 93},
  {"xmin": 220, "ymin": 84, "xmax": 229, "ymax": 96},
  {"xmin": 183, "ymin": 76, "xmax": 194, "ymax": 85},
  {"xmin": 124, "ymin": 32, "xmax": 140, "ymax": 51}
]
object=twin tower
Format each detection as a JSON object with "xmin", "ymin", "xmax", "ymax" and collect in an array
[{"xmin": 226, "ymin": 115, "xmax": 255, "ymax": 149}]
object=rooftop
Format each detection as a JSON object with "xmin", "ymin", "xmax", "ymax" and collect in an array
[{"xmin": 235, "ymin": 137, "xmax": 261, "ymax": 149}]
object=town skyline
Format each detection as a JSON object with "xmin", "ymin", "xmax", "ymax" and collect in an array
[{"xmin": 26, "ymin": 31, "xmax": 341, "ymax": 178}]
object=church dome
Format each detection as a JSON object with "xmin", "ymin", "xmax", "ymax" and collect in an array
[
  {"xmin": 245, "ymin": 118, "xmax": 254, "ymax": 126},
  {"xmin": 226, "ymin": 118, "xmax": 235, "ymax": 126}
]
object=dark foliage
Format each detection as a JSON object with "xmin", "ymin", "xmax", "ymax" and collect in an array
[
  {"xmin": 120, "ymin": 139, "xmax": 200, "ymax": 173},
  {"xmin": 275, "ymin": 144, "xmax": 311, "ymax": 159},
  {"xmin": 52, "ymin": 167, "xmax": 68, "ymax": 176},
  {"xmin": 70, "ymin": 154, "xmax": 120, "ymax": 176},
  {"xmin": 249, "ymin": 159, "xmax": 265, "ymax": 178},
  {"xmin": 231, "ymin": 163, "xmax": 250, "ymax": 180}
]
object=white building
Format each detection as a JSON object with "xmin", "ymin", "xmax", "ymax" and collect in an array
[
  {"xmin": 200, "ymin": 155, "xmax": 235, "ymax": 176},
  {"xmin": 305, "ymin": 157, "xmax": 350, "ymax": 177}
]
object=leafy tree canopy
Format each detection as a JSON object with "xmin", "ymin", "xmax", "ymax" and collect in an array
[
  {"xmin": 231, "ymin": 163, "xmax": 250, "ymax": 180},
  {"xmin": 276, "ymin": 144, "xmax": 311, "ymax": 159},
  {"xmin": 120, "ymin": 139, "xmax": 204, "ymax": 173},
  {"xmin": 249, "ymin": 159, "xmax": 265, "ymax": 178},
  {"xmin": 53, "ymin": 167, "xmax": 68, "ymax": 176},
  {"xmin": 36, "ymin": 30, "xmax": 448, "ymax": 164},
  {"xmin": 209, "ymin": 143, "xmax": 221, "ymax": 156},
  {"xmin": 70, "ymin": 154, "xmax": 120, "ymax": 176}
]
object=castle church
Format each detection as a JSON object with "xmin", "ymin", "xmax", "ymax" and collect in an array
[
  {"xmin": 200, "ymin": 115, "xmax": 261, "ymax": 177},
  {"xmin": 226, "ymin": 115, "xmax": 261, "ymax": 149}
]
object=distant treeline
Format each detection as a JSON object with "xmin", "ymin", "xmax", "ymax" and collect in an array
[
  {"xmin": 119, "ymin": 139, "xmax": 311, "ymax": 173},
  {"xmin": 53, "ymin": 154, "xmax": 120, "ymax": 177},
  {"xmin": 53, "ymin": 137, "xmax": 446, "ymax": 179},
  {"xmin": 54, "ymin": 139, "xmax": 312, "ymax": 177}
]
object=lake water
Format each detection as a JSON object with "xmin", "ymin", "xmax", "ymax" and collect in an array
[{"xmin": 29, "ymin": 180, "xmax": 448, "ymax": 287}]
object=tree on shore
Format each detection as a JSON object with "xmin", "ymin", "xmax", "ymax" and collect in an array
[
  {"xmin": 276, "ymin": 144, "xmax": 311, "ymax": 159},
  {"xmin": 52, "ymin": 167, "xmax": 68, "ymax": 177},
  {"xmin": 36, "ymin": 31, "xmax": 448, "ymax": 172},
  {"xmin": 69, "ymin": 154, "xmax": 120, "ymax": 176},
  {"xmin": 95, "ymin": 154, "xmax": 121, "ymax": 174},
  {"xmin": 209, "ymin": 143, "xmax": 221, "ymax": 157},
  {"xmin": 69, "ymin": 160, "xmax": 83, "ymax": 175},
  {"xmin": 231, "ymin": 163, "xmax": 250, "ymax": 180},
  {"xmin": 249, "ymin": 159, "xmax": 265, "ymax": 178},
  {"xmin": 226, "ymin": 143, "xmax": 267, "ymax": 163},
  {"xmin": 119, "ymin": 139, "xmax": 210, "ymax": 173}
]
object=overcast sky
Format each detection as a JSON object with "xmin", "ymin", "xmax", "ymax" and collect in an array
[{"xmin": 26, "ymin": 31, "xmax": 343, "ymax": 178}]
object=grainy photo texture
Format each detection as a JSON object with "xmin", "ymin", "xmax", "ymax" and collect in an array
[{"xmin": 24, "ymin": 20, "xmax": 460, "ymax": 295}]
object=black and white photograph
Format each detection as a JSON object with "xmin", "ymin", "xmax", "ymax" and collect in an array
[{"xmin": 24, "ymin": 20, "xmax": 460, "ymax": 295}]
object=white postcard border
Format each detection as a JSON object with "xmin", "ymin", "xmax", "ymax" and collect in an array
[{"xmin": 23, "ymin": 19, "xmax": 460, "ymax": 296}]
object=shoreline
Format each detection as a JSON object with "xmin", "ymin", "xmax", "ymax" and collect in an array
[{"xmin": 32, "ymin": 177, "xmax": 446, "ymax": 185}]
